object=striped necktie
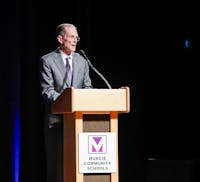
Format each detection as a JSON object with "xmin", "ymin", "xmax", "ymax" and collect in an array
[{"xmin": 66, "ymin": 57, "xmax": 72, "ymax": 85}]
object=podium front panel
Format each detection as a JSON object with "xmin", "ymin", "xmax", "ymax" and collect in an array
[{"xmin": 83, "ymin": 114, "xmax": 112, "ymax": 182}]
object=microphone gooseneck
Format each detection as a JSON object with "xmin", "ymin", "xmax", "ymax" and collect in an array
[{"xmin": 79, "ymin": 49, "xmax": 112, "ymax": 89}]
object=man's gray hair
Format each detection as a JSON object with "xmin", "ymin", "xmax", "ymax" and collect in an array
[{"xmin": 56, "ymin": 23, "xmax": 77, "ymax": 37}]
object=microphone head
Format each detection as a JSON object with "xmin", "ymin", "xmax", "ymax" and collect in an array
[
  {"xmin": 79, "ymin": 49, "xmax": 88, "ymax": 60},
  {"xmin": 79, "ymin": 49, "xmax": 85, "ymax": 55}
]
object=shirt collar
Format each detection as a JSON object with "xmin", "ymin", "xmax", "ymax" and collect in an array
[{"xmin": 60, "ymin": 49, "xmax": 72, "ymax": 60}]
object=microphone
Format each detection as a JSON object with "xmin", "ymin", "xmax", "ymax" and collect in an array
[{"xmin": 79, "ymin": 49, "xmax": 112, "ymax": 89}]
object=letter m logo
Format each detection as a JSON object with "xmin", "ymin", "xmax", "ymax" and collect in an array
[{"xmin": 88, "ymin": 135, "xmax": 107, "ymax": 154}]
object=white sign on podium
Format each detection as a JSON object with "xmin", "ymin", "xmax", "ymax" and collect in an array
[{"xmin": 78, "ymin": 132, "xmax": 116, "ymax": 173}]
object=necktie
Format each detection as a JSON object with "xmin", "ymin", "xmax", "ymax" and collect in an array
[{"xmin": 66, "ymin": 57, "xmax": 72, "ymax": 85}]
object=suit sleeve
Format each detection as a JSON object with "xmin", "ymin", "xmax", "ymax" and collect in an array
[
  {"xmin": 39, "ymin": 57, "xmax": 60, "ymax": 103},
  {"xmin": 83, "ymin": 61, "xmax": 93, "ymax": 88}
]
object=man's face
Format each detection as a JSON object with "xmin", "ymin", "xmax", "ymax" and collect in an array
[{"xmin": 58, "ymin": 26, "xmax": 79, "ymax": 54}]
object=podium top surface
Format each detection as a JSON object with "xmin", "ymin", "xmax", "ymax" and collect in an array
[{"xmin": 52, "ymin": 87, "xmax": 130, "ymax": 114}]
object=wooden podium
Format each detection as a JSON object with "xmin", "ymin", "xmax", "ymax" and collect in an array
[{"xmin": 52, "ymin": 87, "xmax": 130, "ymax": 182}]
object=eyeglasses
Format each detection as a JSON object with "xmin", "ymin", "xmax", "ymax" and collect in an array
[{"xmin": 65, "ymin": 35, "xmax": 80, "ymax": 42}]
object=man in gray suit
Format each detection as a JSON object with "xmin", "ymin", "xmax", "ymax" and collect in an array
[{"xmin": 39, "ymin": 23, "xmax": 93, "ymax": 182}]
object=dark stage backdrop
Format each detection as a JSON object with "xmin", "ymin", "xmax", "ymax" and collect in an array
[{"xmin": 1, "ymin": 1, "xmax": 200, "ymax": 182}]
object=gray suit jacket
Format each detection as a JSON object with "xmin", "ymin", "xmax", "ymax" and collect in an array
[{"xmin": 40, "ymin": 47, "xmax": 93, "ymax": 126}]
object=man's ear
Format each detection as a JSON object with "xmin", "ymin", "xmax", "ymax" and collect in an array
[{"xmin": 57, "ymin": 35, "xmax": 63, "ymax": 44}]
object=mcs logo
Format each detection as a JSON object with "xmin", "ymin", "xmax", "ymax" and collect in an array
[{"xmin": 88, "ymin": 135, "xmax": 107, "ymax": 154}]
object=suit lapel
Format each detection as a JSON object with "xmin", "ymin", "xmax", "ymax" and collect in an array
[
  {"xmin": 71, "ymin": 53, "xmax": 79, "ymax": 86},
  {"xmin": 53, "ymin": 49, "xmax": 66, "ymax": 77}
]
